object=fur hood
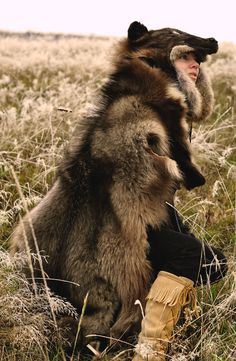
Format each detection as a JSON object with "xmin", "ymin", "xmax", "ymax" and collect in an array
[
  {"xmin": 122, "ymin": 22, "xmax": 218, "ymax": 123},
  {"xmin": 170, "ymin": 45, "xmax": 214, "ymax": 122}
]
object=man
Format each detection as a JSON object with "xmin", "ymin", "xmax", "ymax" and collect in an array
[{"xmin": 133, "ymin": 50, "xmax": 228, "ymax": 361}]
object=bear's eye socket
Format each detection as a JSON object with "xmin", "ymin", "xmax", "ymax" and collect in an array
[
  {"xmin": 172, "ymin": 30, "xmax": 181, "ymax": 35},
  {"xmin": 147, "ymin": 133, "xmax": 160, "ymax": 154}
]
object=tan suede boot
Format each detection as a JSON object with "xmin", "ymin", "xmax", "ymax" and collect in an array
[{"xmin": 133, "ymin": 271, "xmax": 197, "ymax": 361}]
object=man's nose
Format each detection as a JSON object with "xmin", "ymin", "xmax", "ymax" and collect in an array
[{"xmin": 190, "ymin": 60, "xmax": 200, "ymax": 69}]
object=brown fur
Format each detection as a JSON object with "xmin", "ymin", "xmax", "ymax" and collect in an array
[{"xmin": 11, "ymin": 22, "xmax": 218, "ymax": 352}]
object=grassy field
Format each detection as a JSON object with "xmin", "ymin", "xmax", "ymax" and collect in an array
[{"xmin": 0, "ymin": 32, "xmax": 235, "ymax": 360}]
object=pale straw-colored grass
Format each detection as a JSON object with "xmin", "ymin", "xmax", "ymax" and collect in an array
[{"xmin": 0, "ymin": 32, "xmax": 235, "ymax": 360}]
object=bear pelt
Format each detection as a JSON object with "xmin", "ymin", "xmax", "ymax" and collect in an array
[{"xmin": 11, "ymin": 22, "xmax": 218, "ymax": 352}]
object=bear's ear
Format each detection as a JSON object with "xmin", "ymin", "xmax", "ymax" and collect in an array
[{"xmin": 128, "ymin": 21, "xmax": 148, "ymax": 41}]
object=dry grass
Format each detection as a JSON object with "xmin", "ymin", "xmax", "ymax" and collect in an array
[
  {"xmin": 0, "ymin": 250, "xmax": 78, "ymax": 361},
  {"xmin": 0, "ymin": 32, "xmax": 235, "ymax": 360}
]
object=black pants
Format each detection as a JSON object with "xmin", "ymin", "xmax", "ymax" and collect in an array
[{"xmin": 147, "ymin": 214, "xmax": 228, "ymax": 285}]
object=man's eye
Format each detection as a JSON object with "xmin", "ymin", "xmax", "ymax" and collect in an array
[{"xmin": 180, "ymin": 54, "xmax": 188, "ymax": 60}]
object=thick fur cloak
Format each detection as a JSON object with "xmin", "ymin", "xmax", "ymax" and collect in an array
[{"xmin": 11, "ymin": 22, "xmax": 218, "ymax": 349}]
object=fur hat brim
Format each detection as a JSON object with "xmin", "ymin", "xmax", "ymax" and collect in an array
[{"xmin": 170, "ymin": 45, "xmax": 207, "ymax": 64}]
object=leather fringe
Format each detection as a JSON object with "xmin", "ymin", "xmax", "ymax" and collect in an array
[{"xmin": 147, "ymin": 271, "xmax": 199, "ymax": 318}]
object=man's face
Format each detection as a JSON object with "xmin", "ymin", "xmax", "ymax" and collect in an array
[{"xmin": 174, "ymin": 52, "xmax": 200, "ymax": 82}]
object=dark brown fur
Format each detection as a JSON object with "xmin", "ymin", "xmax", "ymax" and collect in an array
[{"xmin": 11, "ymin": 22, "xmax": 218, "ymax": 352}]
